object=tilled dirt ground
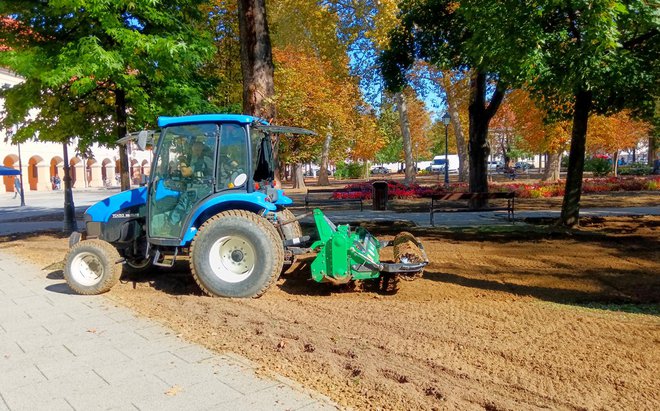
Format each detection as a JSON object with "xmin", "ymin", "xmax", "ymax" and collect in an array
[{"xmin": 1, "ymin": 216, "xmax": 659, "ymax": 410}]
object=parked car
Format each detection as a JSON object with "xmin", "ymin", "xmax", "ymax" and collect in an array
[
  {"xmin": 304, "ymin": 168, "xmax": 332, "ymax": 177},
  {"xmin": 370, "ymin": 166, "xmax": 390, "ymax": 175},
  {"xmin": 487, "ymin": 161, "xmax": 501, "ymax": 170},
  {"xmin": 515, "ymin": 161, "xmax": 533, "ymax": 170}
]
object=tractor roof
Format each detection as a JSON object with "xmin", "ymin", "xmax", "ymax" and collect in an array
[{"xmin": 157, "ymin": 114, "xmax": 267, "ymax": 128}]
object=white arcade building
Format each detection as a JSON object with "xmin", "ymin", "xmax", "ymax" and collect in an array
[{"xmin": 1, "ymin": 68, "xmax": 152, "ymax": 193}]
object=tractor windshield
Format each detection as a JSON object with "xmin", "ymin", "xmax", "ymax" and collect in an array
[{"xmin": 149, "ymin": 123, "xmax": 218, "ymax": 238}]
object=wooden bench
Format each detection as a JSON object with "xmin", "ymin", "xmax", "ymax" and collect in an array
[
  {"xmin": 430, "ymin": 192, "xmax": 515, "ymax": 226},
  {"xmin": 304, "ymin": 188, "xmax": 364, "ymax": 211}
]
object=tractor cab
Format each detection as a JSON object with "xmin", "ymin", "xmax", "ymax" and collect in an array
[{"xmin": 146, "ymin": 115, "xmax": 312, "ymax": 246}]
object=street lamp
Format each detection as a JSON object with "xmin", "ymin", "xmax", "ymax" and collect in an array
[{"xmin": 441, "ymin": 112, "xmax": 451, "ymax": 188}]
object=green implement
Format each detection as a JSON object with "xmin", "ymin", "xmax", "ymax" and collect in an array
[{"xmin": 309, "ymin": 209, "xmax": 428, "ymax": 285}]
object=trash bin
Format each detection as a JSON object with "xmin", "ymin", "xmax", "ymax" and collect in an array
[{"xmin": 372, "ymin": 181, "xmax": 388, "ymax": 210}]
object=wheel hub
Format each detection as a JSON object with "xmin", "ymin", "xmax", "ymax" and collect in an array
[
  {"xmin": 231, "ymin": 250, "xmax": 244, "ymax": 263},
  {"xmin": 70, "ymin": 252, "xmax": 104, "ymax": 286},
  {"xmin": 208, "ymin": 236, "xmax": 256, "ymax": 283}
]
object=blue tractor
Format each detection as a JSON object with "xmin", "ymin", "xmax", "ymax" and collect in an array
[{"xmin": 64, "ymin": 114, "xmax": 312, "ymax": 298}]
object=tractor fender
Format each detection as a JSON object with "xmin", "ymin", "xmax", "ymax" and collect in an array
[{"xmin": 179, "ymin": 192, "xmax": 277, "ymax": 246}]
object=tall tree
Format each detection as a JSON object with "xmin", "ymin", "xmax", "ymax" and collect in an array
[
  {"xmin": 0, "ymin": 1, "xmax": 216, "ymax": 190},
  {"xmin": 273, "ymin": 46, "xmax": 376, "ymax": 188},
  {"xmin": 527, "ymin": 1, "xmax": 658, "ymax": 226},
  {"xmin": 505, "ymin": 90, "xmax": 571, "ymax": 181},
  {"xmin": 587, "ymin": 111, "xmax": 652, "ymax": 175},
  {"xmin": 380, "ymin": 1, "xmax": 536, "ymax": 205}
]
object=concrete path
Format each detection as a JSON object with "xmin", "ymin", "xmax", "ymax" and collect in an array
[{"xmin": 0, "ymin": 251, "xmax": 338, "ymax": 411}]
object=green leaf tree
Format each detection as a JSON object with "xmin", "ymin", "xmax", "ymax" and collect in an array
[
  {"xmin": 527, "ymin": 1, "xmax": 658, "ymax": 226},
  {"xmin": 0, "ymin": 1, "xmax": 217, "ymax": 190},
  {"xmin": 380, "ymin": 1, "xmax": 542, "ymax": 203}
]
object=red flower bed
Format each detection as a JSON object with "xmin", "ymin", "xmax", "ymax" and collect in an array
[{"xmin": 331, "ymin": 176, "xmax": 659, "ymax": 200}]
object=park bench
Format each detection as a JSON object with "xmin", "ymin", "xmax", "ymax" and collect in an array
[
  {"xmin": 430, "ymin": 191, "xmax": 515, "ymax": 226},
  {"xmin": 304, "ymin": 188, "xmax": 364, "ymax": 211}
]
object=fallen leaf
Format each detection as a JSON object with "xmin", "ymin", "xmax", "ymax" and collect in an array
[{"xmin": 165, "ymin": 385, "xmax": 182, "ymax": 396}]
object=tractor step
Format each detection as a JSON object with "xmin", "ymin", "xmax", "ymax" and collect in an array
[{"xmin": 152, "ymin": 248, "xmax": 178, "ymax": 267}]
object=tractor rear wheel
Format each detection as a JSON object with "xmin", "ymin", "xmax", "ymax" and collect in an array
[
  {"xmin": 64, "ymin": 239, "xmax": 122, "ymax": 295},
  {"xmin": 190, "ymin": 210, "xmax": 284, "ymax": 298}
]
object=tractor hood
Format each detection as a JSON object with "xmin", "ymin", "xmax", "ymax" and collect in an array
[{"xmin": 85, "ymin": 187, "xmax": 148, "ymax": 223}]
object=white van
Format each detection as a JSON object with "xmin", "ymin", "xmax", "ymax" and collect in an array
[{"xmin": 431, "ymin": 155, "xmax": 459, "ymax": 173}]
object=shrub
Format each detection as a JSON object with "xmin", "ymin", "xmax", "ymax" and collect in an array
[
  {"xmin": 334, "ymin": 162, "xmax": 363, "ymax": 179},
  {"xmin": 584, "ymin": 157, "xmax": 612, "ymax": 177},
  {"xmin": 332, "ymin": 176, "xmax": 660, "ymax": 200},
  {"xmin": 619, "ymin": 163, "xmax": 653, "ymax": 176}
]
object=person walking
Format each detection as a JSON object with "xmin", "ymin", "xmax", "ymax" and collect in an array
[{"xmin": 13, "ymin": 176, "xmax": 22, "ymax": 199}]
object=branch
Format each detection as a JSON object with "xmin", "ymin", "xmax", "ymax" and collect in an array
[
  {"xmin": 623, "ymin": 28, "xmax": 658, "ymax": 50},
  {"xmin": 485, "ymin": 81, "xmax": 506, "ymax": 120}
]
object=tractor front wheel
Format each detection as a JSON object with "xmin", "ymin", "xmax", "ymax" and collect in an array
[
  {"xmin": 64, "ymin": 239, "xmax": 122, "ymax": 295},
  {"xmin": 190, "ymin": 210, "xmax": 284, "ymax": 298}
]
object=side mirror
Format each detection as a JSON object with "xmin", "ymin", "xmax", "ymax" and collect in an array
[{"xmin": 137, "ymin": 130, "xmax": 148, "ymax": 151}]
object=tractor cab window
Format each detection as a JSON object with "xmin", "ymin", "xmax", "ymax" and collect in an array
[
  {"xmin": 149, "ymin": 124, "xmax": 218, "ymax": 238},
  {"xmin": 250, "ymin": 128, "xmax": 274, "ymax": 183},
  {"xmin": 217, "ymin": 124, "xmax": 249, "ymax": 190}
]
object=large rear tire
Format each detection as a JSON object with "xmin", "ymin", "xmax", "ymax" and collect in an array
[
  {"xmin": 276, "ymin": 208, "xmax": 302, "ymax": 271},
  {"xmin": 276, "ymin": 208, "xmax": 302, "ymax": 240},
  {"xmin": 64, "ymin": 239, "xmax": 122, "ymax": 295},
  {"xmin": 190, "ymin": 210, "xmax": 284, "ymax": 298}
]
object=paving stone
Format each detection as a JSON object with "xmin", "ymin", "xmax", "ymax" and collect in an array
[
  {"xmin": 213, "ymin": 383, "xmax": 318, "ymax": 411},
  {"xmin": 0, "ymin": 362, "xmax": 48, "ymax": 391},
  {"xmin": 0, "ymin": 392, "xmax": 73, "ymax": 411},
  {"xmin": 1, "ymin": 369, "xmax": 106, "ymax": 410},
  {"xmin": 171, "ymin": 344, "xmax": 216, "ymax": 364},
  {"xmin": 131, "ymin": 378, "xmax": 243, "ymax": 411},
  {"xmin": 200, "ymin": 358, "xmax": 278, "ymax": 395},
  {"xmin": 133, "ymin": 324, "xmax": 180, "ymax": 342}
]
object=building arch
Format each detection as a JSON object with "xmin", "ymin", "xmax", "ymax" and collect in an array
[
  {"xmin": 101, "ymin": 158, "xmax": 113, "ymax": 186},
  {"xmin": 50, "ymin": 156, "xmax": 63, "ymax": 178},
  {"xmin": 28, "ymin": 155, "xmax": 44, "ymax": 191},
  {"xmin": 3, "ymin": 154, "xmax": 19, "ymax": 193},
  {"xmin": 70, "ymin": 157, "xmax": 82, "ymax": 188}
]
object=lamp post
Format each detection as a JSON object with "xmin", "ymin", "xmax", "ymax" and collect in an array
[
  {"xmin": 62, "ymin": 142, "xmax": 78, "ymax": 233},
  {"xmin": 441, "ymin": 112, "xmax": 451, "ymax": 188},
  {"xmin": 16, "ymin": 142, "xmax": 25, "ymax": 207}
]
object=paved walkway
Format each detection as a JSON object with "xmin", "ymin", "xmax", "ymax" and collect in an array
[{"xmin": 0, "ymin": 251, "xmax": 338, "ymax": 411}]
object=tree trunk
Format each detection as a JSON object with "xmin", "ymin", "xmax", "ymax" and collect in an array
[
  {"xmin": 560, "ymin": 89, "xmax": 592, "ymax": 227},
  {"xmin": 114, "ymin": 88, "xmax": 130, "ymax": 191},
  {"xmin": 648, "ymin": 134, "xmax": 657, "ymax": 167},
  {"xmin": 238, "ymin": 0, "xmax": 278, "ymax": 183},
  {"xmin": 395, "ymin": 91, "xmax": 415, "ymax": 185},
  {"xmin": 292, "ymin": 163, "xmax": 306, "ymax": 189},
  {"xmin": 612, "ymin": 151, "xmax": 619, "ymax": 176},
  {"xmin": 318, "ymin": 132, "xmax": 332, "ymax": 186},
  {"xmin": 441, "ymin": 72, "xmax": 468, "ymax": 182},
  {"xmin": 542, "ymin": 150, "xmax": 562, "ymax": 182},
  {"xmin": 467, "ymin": 71, "xmax": 505, "ymax": 208}
]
